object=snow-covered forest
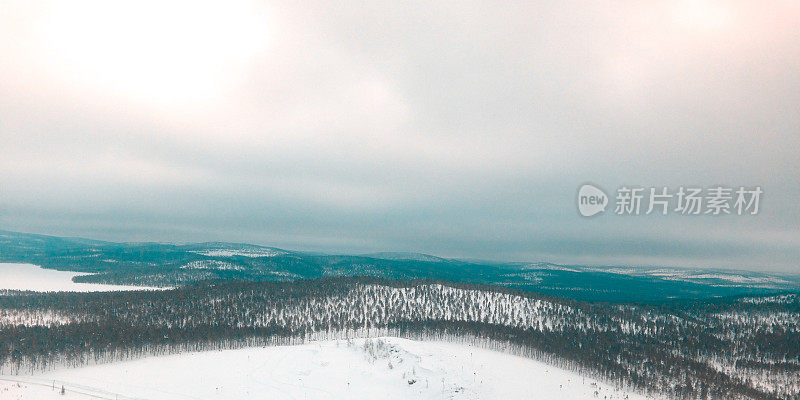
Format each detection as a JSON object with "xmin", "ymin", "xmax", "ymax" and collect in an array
[{"xmin": 1, "ymin": 278, "xmax": 798, "ymax": 399}]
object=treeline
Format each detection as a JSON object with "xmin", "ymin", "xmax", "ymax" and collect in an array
[{"xmin": 0, "ymin": 278, "xmax": 798, "ymax": 400}]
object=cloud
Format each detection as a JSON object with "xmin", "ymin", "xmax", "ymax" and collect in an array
[{"xmin": 0, "ymin": 0, "xmax": 798, "ymax": 271}]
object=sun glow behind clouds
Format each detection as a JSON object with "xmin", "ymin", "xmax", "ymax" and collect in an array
[
  {"xmin": 674, "ymin": 0, "xmax": 733, "ymax": 32},
  {"xmin": 35, "ymin": 0, "xmax": 270, "ymax": 108}
]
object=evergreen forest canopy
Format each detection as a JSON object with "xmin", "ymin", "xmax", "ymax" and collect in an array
[{"xmin": 0, "ymin": 278, "xmax": 798, "ymax": 400}]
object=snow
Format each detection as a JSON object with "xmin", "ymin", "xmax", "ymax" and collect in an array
[
  {"xmin": 0, "ymin": 377, "xmax": 133, "ymax": 400},
  {"xmin": 0, "ymin": 263, "xmax": 162, "ymax": 292},
  {"xmin": 190, "ymin": 249, "xmax": 284, "ymax": 257},
  {"xmin": 0, "ymin": 309, "xmax": 79, "ymax": 327},
  {"xmin": 523, "ymin": 264, "xmax": 581, "ymax": 272},
  {"xmin": 1, "ymin": 337, "xmax": 661, "ymax": 400},
  {"xmin": 181, "ymin": 260, "xmax": 243, "ymax": 271},
  {"xmin": 648, "ymin": 270, "xmax": 791, "ymax": 287},
  {"xmin": 586, "ymin": 267, "xmax": 793, "ymax": 288}
]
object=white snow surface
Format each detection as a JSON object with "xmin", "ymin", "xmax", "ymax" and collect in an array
[
  {"xmin": 0, "ymin": 263, "xmax": 161, "ymax": 292},
  {"xmin": 190, "ymin": 248, "xmax": 284, "ymax": 257},
  {"xmin": 1, "ymin": 337, "xmax": 661, "ymax": 400},
  {"xmin": 181, "ymin": 260, "xmax": 243, "ymax": 270}
]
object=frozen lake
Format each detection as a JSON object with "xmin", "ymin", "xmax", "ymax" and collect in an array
[{"xmin": 0, "ymin": 263, "xmax": 159, "ymax": 292}]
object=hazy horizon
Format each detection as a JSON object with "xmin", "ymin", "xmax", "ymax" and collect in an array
[{"xmin": 3, "ymin": 228, "xmax": 797, "ymax": 276}]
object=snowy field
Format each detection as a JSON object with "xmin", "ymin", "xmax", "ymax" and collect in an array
[
  {"xmin": 0, "ymin": 263, "xmax": 160, "ymax": 292},
  {"xmin": 0, "ymin": 337, "xmax": 661, "ymax": 400}
]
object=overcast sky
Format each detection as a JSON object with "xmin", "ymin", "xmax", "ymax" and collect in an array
[{"xmin": 1, "ymin": 0, "xmax": 798, "ymax": 271}]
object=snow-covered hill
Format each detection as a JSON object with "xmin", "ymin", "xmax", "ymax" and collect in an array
[{"xmin": 1, "ymin": 337, "xmax": 658, "ymax": 400}]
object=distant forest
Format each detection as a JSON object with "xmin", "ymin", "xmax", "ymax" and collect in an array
[
  {"xmin": 1, "ymin": 278, "xmax": 799, "ymax": 400},
  {"xmin": 2, "ymin": 229, "xmax": 797, "ymax": 303}
]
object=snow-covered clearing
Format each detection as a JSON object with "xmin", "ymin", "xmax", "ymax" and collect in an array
[
  {"xmin": 0, "ymin": 337, "xmax": 661, "ymax": 400},
  {"xmin": 0, "ymin": 263, "xmax": 161, "ymax": 292},
  {"xmin": 190, "ymin": 249, "xmax": 284, "ymax": 258}
]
